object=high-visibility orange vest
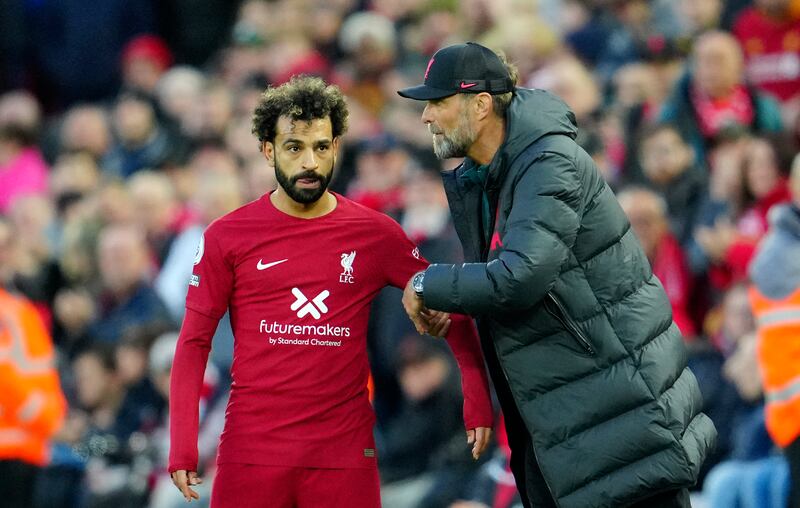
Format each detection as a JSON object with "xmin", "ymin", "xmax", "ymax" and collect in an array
[
  {"xmin": 0, "ymin": 289, "xmax": 67, "ymax": 466},
  {"xmin": 749, "ymin": 286, "xmax": 800, "ymax": 447}
]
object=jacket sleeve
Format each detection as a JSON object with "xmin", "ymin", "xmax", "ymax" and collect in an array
[{"xmin": 424, "ymin": 153, "xmax": 581, "ymax": 315}]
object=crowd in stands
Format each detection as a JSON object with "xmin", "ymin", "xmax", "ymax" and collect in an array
[{"xmin": 2, "ymin": 0, "xmax": 800, "ymax": 507}]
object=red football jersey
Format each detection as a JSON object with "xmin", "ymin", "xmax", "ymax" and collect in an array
[
  {"xmin": 169, "ymin": 193, "xmax": 492, "ymax": 472},
  {"xmin": 733, "ymin": 8, "xmax": 800, "ymax": 102}
]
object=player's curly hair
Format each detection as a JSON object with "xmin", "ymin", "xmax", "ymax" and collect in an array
[{"xmin": 251, "ymin": 76, "xmax": 349, "ymax": 147}]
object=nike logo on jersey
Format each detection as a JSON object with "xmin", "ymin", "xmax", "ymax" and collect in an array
[{"xmin": 257, "ymin": 259, "xmax": 288, "ymax": 270}]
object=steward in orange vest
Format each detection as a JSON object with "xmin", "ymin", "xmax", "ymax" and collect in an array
[
  {"xmin": 749, "ymin": 286, "xmax": 800, "ymax": 447},
  {"xmin": 749, "ymin": 198, "xmax": 800, "ymax": 508},
  {"xmin": 0, "ymin": 288, "xmax": 66, "ymax": 465}
]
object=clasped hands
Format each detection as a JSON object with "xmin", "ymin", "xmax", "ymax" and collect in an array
[{"xmin": 402, "ymin": 276, "xmax": 451, "ymax": 337}]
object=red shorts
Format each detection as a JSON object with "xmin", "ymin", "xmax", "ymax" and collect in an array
[{"xmin": 210, "ymin": 463, "xmax": 381, "ymax": 508}]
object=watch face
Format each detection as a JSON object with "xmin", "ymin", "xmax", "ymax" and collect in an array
[{"xmin": 413, "ymin": 273, "xmax": 423, "ymax": 292}]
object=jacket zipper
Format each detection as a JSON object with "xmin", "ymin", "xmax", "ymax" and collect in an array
[{"xmin": 545, "ymin": 292, "xmax": 596, "ymax": 356}]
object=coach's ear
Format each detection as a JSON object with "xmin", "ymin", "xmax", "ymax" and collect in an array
[{"xmin": 262, "ymin": 141, "xmax": 275, "ymax": 167}]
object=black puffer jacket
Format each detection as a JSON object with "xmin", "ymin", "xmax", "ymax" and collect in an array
[{"xmin": 424, "ymin": 88, "xmax": 717, "ymax": 508}]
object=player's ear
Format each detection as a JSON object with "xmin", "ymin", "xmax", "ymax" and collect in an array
[
  {"xmin": 262, "ymin": 141, "xmax": 275, "ymax": 167},
  {"xmin": 332, "ymin": 137, "xmax": 340, "ymax": 155}
]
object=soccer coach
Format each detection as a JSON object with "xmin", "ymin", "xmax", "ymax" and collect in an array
[{"xmin": 398, "ymin": 42, "xmax": 717, "ymax": 508}]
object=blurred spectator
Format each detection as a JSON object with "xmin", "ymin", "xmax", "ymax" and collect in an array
[
  {"xmin": 702, "ymin": 331, "xmax": 787, "ymax": 508},
  {"xmin": 0, "ymin": 288, "xmax": 67, "ymax": 508},
  {"xmin": 527, "ymin": 56, "xmax": 604, "ymax": 156},
  {"xmin": 0, "ymin": 218, "xmax": 17, "ymax": 287},
  {"xmin": 688, "ymin": 284, "xmax": 762, "ymax": 481},
  {"xmin": 694, "ymin": 134, "xmax": 790, "ymax": 292},
  {"xmin": 615, "ymin": 63, "xmax": 675, "ymax": 186},
  {"xmin": 104, "ymin": 91, "xmax": 184, "ymax": 178},
  {"xmin": 49, "ymin": 152, "xmax": 102, "ymax": 223},
  {"xmin": 748, "ymin": 153, "xmax": 800, "ymax": 507},
  {"xmin": 70, "ymin": 343, "xmax": 150, "ymax": 507},
  {"xmin": 146, "ymin": 331, "xmax": 223, "ymax": 508},
  {"xmin": 115, "ymin": 325, "xmax": 170, "ymax": 434},
  {"xmin": 618, "ymin": 187, "xmax": 697, "ymax": 337},
  {"xmin": 155, "ymin": 172, "xmax": 242, "ymax": 323},
  {"xmin": 6, "ymin": 196, "xmax": 64, "ymax": 328},
  {"xmin": 338, "ymin": 11, "xmax": 397, "ymax": 114},
  {"xmin": 614, "ymin": 62, "xmax": 662, "ymax": 111},
  {"xmin": 58, "ymin": 105, "xmax": 113, "ymax": 161},
  {"xmin": 127, "ymin": 170, "xmax": 192, "ymax": 267},
  {"xmin": 155, "ymin": 67, "xmax": 207, "ymax": 138},
  {"xmin": 88, "ymin": 224, "xmax": 172, "ymax": 344},
  {"xmin": 571, "ymin": 0, "xmax": 682, "ymax": 83},
  {"xmin": 347, "ymin": 134, "xmax": 411, "ymax": 216},
  {"xmin": 596, "ymin": 0, "xmax": 678, "ymax": 81},
  {"xmin": 53, "ymin": 181, "xmax": 137, "ymax": 293},
  {"xmin": 733, "ymin": 0, "xmax": 800, "ymax": 126},
  {"xmin": 687, "ymin": 130, "xmax": 748, "ymax": 280},
  {"xmin": 479, "ymin": 10, "xmax": 561, "ymax": 82},
  {"xmin": 121, "ymin": 35, "xmax": 174, "ymax": 96},
  {"xmin": 225, "ymin": 115, "xmax": 263, "ymax": 164},
  {"xmin": 0, "ymin": 90, "xmax": 42, "ymax": 135},
  {"xmin": 186, "ymin": 146, "xmax": 239, "ymax": 180},
  {"xmin": 637, "ymin": 123, "xmax": 707, "ymax": 245},
  {"xmin": 401, "ymin": 170, "xmax": 457, "ymax": 246},
  {"xmin": 0, "ymin": 92, "xmax": 49, "ymax": 214},
  {"xmin": 242, "ymin": 155, "xmax": 278, "ymax": 203},
  {"xmin": 660, "ymin": 30, "xmax": 784, "ymax": 163},
  {"xmin": 379, "ymin": 335, "xmax": 480, "ymax": 508},
  {"xmin": 678, "ymin": 0, "xmax": 724, "ymax": 38},
  {"xmin": 193, "ymin": 84, "xmax": 235, "ymax": 144},
  {"xmin": 738, "ymin": 135, "xmax": 792, "ymax": 241}
]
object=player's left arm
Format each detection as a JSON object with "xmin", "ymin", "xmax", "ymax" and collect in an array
[
  {"xmin": 383, "ymin": 221, "xmax": 495, "ymax": 458},
  {"xmin": 443, "ymin": 314, "xmax": 494, "ymax": 459}
]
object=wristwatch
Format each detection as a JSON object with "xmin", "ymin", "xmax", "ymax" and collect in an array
[{"xmin": 411, "ymin": 271, "xmax": 425, "ymax": 298}]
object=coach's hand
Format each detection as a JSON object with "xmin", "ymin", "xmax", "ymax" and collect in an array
[
  {"xmin": 467, "ymin": 427, "xmax": 492, "ymax": 460},
  {"xmin": 422, "ymin": 309, "xmax": 451, "ymax": 337},
  {"xmin": 171, "ymin": 470, "xmax": 202, "ymax": 502}
]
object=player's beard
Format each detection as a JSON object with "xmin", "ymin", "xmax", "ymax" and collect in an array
[
  {"xmin": 274, "ymin": 156, "xmax": 334, "ymax": 204},
  {"xmin": 430, "ymin": 107, "xmax": 476, "ymax": 160}
]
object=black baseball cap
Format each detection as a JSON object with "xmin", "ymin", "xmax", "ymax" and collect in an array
[{"xmin": 397, "ymin": 42, "xmax": 514, "ymax": 101}]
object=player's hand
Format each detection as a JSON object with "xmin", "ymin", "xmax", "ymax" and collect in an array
[
  {"xmin": 402, "ymin": 277, "xmax": 428, "ymax": 334},
  {"xmin": 422, "ymin": 309, "xmax": 451, "ymax": 337},
  {"xmin": 467, "ymin": 426, "xmax": 492, "ymax": 460},
  {"xmin": 171, "ymin": 470, "xmax": 202, "ymax": 502}
]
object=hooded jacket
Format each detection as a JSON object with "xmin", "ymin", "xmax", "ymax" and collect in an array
[{"xmin": 424, "ymin": 88, "xmax": 717, "ymax": 507}]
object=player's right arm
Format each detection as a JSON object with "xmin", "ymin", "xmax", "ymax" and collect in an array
[{"xmin": 168, "ymin": 225, "xmax": 234, "ymax": 501}]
